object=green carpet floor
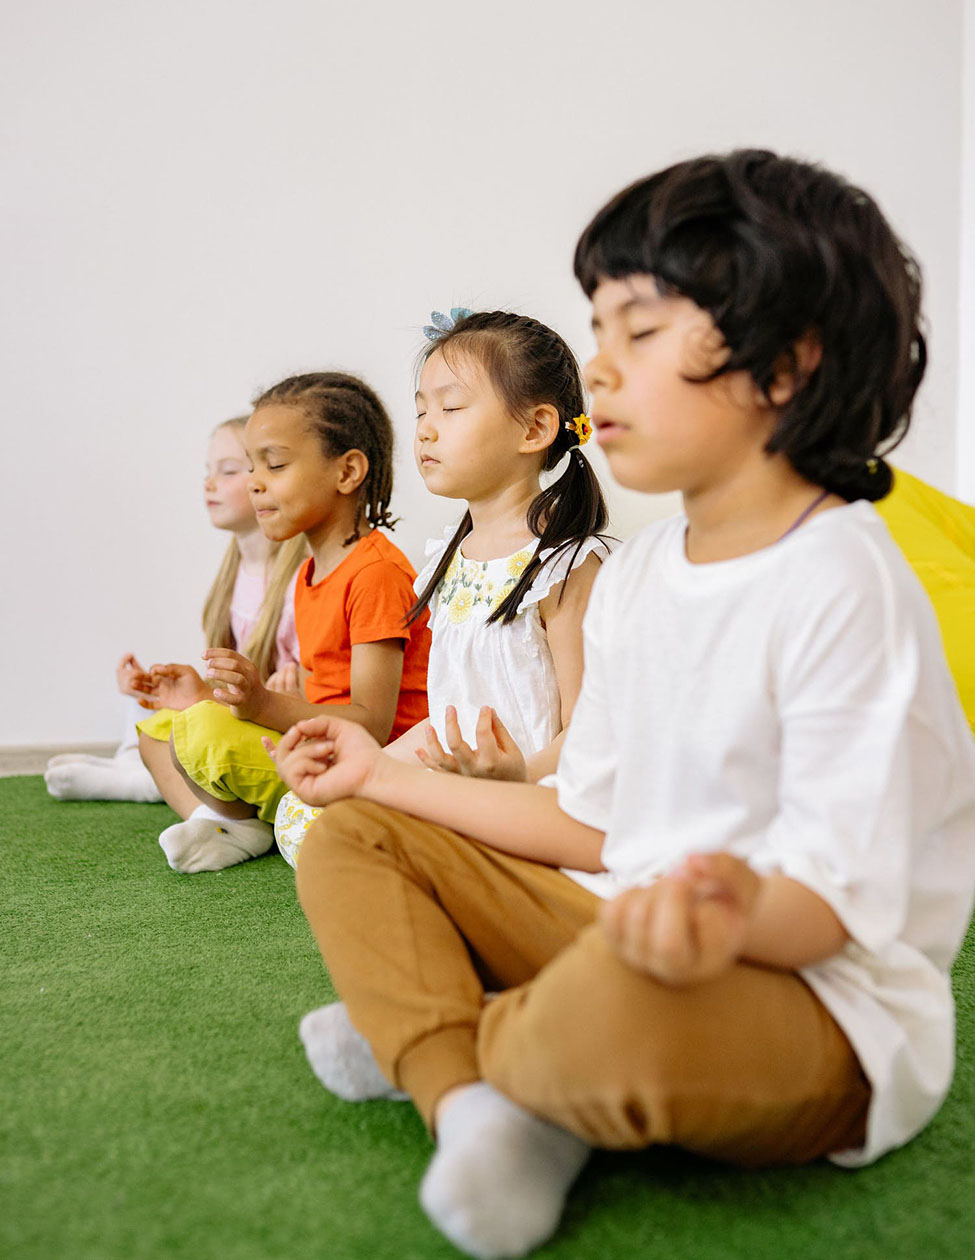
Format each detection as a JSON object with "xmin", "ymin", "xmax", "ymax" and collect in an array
[{"xmin": 1, "ymin": 774, "xmax": 973, "ymax": 1260}]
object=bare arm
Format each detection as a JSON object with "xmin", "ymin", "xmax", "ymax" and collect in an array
[
  {"xmin": 204, "ymin": 640, "xmax": 405, "ymax": 743},
  {"xmin": 268, "ymin": 714, "xmax": 607, "ymax": 870}
]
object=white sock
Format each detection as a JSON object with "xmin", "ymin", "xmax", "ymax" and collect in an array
[
  {"xmin": 45, "ymin": 750, "xmax": 163, "ymax": 803},
  {"xmin": 420, "ymin": 1082, "xmax": 590, "ymax": 1259},
  {"xmin": 298, "ymin": 1003, "xmax": 406, "ymax": 1101},
  {"xmin": 158, "ymin": 805, "xmax": 273, "ymax": 873},
  {"xmin": 46, "ymin": 752, "xmax": 116, "ymax": 769}
]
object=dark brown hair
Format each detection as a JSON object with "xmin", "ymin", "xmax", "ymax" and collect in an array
[
  {"xmin": 574, "ymin": 149, "xmax": 926, "ymax": 501},
  {"xmin": 407, "ymin": 311, "xmax": 609, "ymax": 626},
  {"xmin": 253, "ymin": 372, "xmax": 398, "ymax": 542}
]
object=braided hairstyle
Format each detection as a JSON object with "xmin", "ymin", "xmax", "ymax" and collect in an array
[
  {"xmin": 574, "ymin": 149, "xmax": 927, "ymax": 501},
  {"xmin": 252, "ymin": 372, "xmax": 397, "ymax": 544},
  {"xmin": 407, "ymin": 311, "xmax": 609, "ymax": 627}
]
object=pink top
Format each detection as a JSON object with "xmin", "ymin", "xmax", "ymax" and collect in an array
[{"xmin": 230, "ymin": 566, "xmax": 300, "ymax": 673}]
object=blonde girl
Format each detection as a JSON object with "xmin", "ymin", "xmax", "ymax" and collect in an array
[
  {"xmin": 273, "ymin": 310, "xmax": 612, "ymax": 869},
  {"xmin": 44, "ymin": 418, "xmax": 305, "ymax": 802}
]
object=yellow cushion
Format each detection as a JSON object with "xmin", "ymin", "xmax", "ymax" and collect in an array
[{"xmin": 877, "ymin": 469, "xmax": 975, "ymax": 735}]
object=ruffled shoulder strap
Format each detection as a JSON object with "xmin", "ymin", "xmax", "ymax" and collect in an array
[
  {"xmin": 413, "ymin": 519, "xmax": 465, "ymax": 598},
  {"xmin": 518, "ymin": 535, "xmax": 615, "ymax": 611}
]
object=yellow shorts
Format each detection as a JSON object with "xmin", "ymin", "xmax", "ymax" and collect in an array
[
  {"xmin": 136, "ymin": 709, "xmax": 177, "ymax": 742},
  {"xmin": 170, "ymin": 700, "xmax": 285, "ymax": 823},
  {"xmin": 878, "ymin": 468, "xmax": 975, "ymax": 734}
]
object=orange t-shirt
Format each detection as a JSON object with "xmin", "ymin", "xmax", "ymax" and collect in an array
[{"xmin": 294, "ymin": 531, "xmax": 430, "ymax": 741}]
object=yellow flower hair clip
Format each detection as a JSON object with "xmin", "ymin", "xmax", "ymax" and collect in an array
[{"xmin": 565, "ymin": 413, "xmax": 593, "ymax": 446}]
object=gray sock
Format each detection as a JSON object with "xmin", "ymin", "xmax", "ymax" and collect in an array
[
  {"xmin": 299, "ymin": 1003, "xmax": 406, "ymax": 1101},
  {"xmin": 419, "ymin": 1081, "xmax": 590, "ymax": 1258}
]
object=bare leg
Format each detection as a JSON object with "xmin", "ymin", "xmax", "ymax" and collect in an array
[
  {"xmin": 167, "ymin": 734, "xmax": 257, "ymax": 819},
  {"xmin": 137, "ymin": 732, "xmax": 202, "ymax": 820}
]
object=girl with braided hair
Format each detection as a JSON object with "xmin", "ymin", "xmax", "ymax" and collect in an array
[{"xmin": 144, "ymin": 371, "xmax": 430, "ymax": 874}]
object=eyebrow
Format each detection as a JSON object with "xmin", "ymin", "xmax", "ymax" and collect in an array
[
  {"xmin": 414, "ymin": 383, "xmax": 466, "ymax": 402},
  {"xmin": 591, "ymin": 294, "xmax": 666, "ymax": 331},
  {"xmin": 248, "ymin": 443, "xmax": 291, "ymax": 457}
]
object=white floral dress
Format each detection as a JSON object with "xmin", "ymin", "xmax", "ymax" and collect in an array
[{"xmin": 274, "ymin": 528, "xmax": 612, "ymax": 870}]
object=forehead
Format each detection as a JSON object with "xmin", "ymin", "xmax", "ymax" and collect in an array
[
  {"xmin": 208, "ymin": 424, "xmax": 246, "ymax": 460},
  {"xmin": 244, "ymin": 403, "xmax": 311, "ymax": 448},
  {"xmin": 417, "ymin": 346, "xmax": 481, "ymax": 396},
  {"xmin": 589, "ymin": 274, "xmax": 667, "ymax": 319}
]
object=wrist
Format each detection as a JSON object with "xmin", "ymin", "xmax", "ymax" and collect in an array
[{"xmin": 361, "ymin": 746, "xmax": 407, "ymax": 804}]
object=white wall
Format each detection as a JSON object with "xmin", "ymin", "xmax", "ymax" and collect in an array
[
  {"xmin": 960, "ymin": 0, "xmax": 975, "ymax": 501},
  {"xmin": 0, "ymin": 0, "xmax": 965, "ymax": 746}
]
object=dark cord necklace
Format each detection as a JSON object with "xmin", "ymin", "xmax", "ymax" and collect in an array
[{"xmin": 777, "ymin": 489, "xmax": 830, "ymax": 543}]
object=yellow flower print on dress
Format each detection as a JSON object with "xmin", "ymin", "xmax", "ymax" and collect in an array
[
  {"xmin": 506, "ymin": 550, "xmax": 532, "ymax": 579},
  {"xmin": 448, "ymin": 587, "xmax": 475, "ymax": 624}
]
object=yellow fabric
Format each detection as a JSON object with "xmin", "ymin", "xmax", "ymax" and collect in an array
[
  {"xmin": 170, "ymin": 700, "xmax": 284, "ymax": 822},
  {"xmin": 877, "ymin": 469, "xmax": 975, "ymax": 734},
  {"xmin": 135, "ymin": 708, "xmax": 176, "ymax": 742}
]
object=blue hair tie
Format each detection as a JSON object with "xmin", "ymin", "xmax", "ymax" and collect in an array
[{"xmin": 423, "ymin": 307, "xmax": 473, "ymax": 341}]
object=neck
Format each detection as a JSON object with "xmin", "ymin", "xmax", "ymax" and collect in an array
[
  {"xmin": 682, "ymin": 454, "xmax": 836, "ymax": 563},
  {"xmin": 463, "ymin": 472, "xmax": 541, "ymax": 561},
  {"xmin": 235, "ymin": 525, "xmax": 272, "ymax": 574},
  {"xmin": 305, "ymin": 507, "xmax": 364, "ymax": 580}
]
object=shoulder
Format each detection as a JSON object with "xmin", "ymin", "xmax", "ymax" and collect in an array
[
  {"xmin": 523, "ymin": 535, "xmax": 616, "ymax": 612},
  {"xmin": 350, "ymin": 531, "xmax": 418, "ymax": 583},
  {"xmin": 414, "ymin": 519, "xmax": 464, "ymax": 595}
]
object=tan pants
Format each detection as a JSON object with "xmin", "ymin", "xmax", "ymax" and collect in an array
[{"xmin": 296, "ymin": 800, "xmax": 870, "ymax": 1167}]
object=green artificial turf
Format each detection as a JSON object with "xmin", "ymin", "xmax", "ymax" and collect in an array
[{"xmin": 1, "ymin": 774, "xmax": 973, "ymax": 1260}]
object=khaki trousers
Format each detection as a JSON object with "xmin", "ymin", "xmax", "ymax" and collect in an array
[{"xmin": 296, "ymin": 800, "xmax": 869, "ymax": 1167}]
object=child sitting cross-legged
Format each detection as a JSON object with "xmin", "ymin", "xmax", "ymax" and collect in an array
[
  {"xmin": 270, "ymin": 153, "xmax": 975, "ymax": 1258},
  {"xmin": 145, "ymin": 372, "xmax": 430, "ymax": 874}
]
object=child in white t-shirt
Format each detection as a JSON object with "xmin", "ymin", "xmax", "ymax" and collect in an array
[{"xmin": 269, "ymin": 151, "xmax": 975, "ymax": 1258}]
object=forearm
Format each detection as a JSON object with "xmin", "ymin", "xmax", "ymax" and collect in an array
[
  {"xmin": 364, "ymin": 757, "xmax": 605, "ymax": 869},
  {"xmin": 525, "ymin": 731, "xmax": 565, "ymax": 782},
  {"xmin": 253, "ymin": 689, "xmax": 391, "ymax": 743},
  {"xmin": 741, "ymin": 874, "xmax": 850, "ymax": 969}
]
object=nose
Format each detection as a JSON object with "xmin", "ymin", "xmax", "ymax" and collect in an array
[
  {"xmin": 583, "ymin": 347, "xmax": 619, "ymax": 393},
  {"xmin": 247, "ymin": 469, "xmax": 264, "ymax": 495},
  {"xmin": 203, "ymin": 471, "xmax": 216, "ymax": 492},
  {"xmin": 415, "ymin": 413, "xmax": 436, "ymax": 444}
]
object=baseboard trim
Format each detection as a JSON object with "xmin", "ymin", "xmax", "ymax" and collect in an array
[{"xmin": 0, "ymin": 743, "xmax": 118, "ymax": 777}]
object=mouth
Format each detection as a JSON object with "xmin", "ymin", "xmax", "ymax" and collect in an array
[
  {"xmin": 255, "ymin": 507, "xmax": 278, "ymax": 518},
  {"xmin": 592, "ymin": 414, "xmax": 628, "ymax": 444},
  {"xmin": 419, "ymin": 456, "xmax": 439, "ymax": 468}
]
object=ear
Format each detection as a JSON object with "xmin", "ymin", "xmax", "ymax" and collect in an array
[
  {"xmin": 335, "ymin": 449, "xmax": 369, "ymax": 496},
  {"xmin": 518, "ymin": 403, "xmax": 560, "ymax": 456},
  {"xmin": 765, "ymin": 330, "xmax": 823, "ymax": 407}
]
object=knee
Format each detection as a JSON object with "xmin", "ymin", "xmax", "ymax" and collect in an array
[
  {"xmin": 295, "ymin": 799, "xmax": 399, "ymax": 885},
  {"xmin": 479, "ymin": 927, "xmax": 689, "ymax": 1130}
]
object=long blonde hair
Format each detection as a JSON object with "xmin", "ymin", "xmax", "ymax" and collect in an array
[{"xmin": 200, "ymin": 418, "xmax": 307, "ymax": 681}]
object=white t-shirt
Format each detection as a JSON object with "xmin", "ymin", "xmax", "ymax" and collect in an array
[
  {"xmin": 555, "ymin": 501, "xmax": 975, "ymax": 1167},
  {"xmin": 415, "ymin": 529, "xmax": 612, "ymax": 756}
]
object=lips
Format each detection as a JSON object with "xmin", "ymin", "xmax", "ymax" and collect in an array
[{"xmin": 592, "ymin": 414, "xmax": 628, "ymax": 444}]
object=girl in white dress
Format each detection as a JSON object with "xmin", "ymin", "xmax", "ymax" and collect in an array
[{"xmin": 275, "ymin": 309, "xmax": 611, "ymax": 866}]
